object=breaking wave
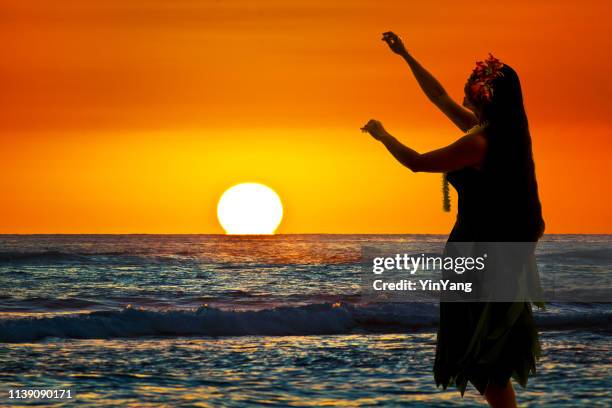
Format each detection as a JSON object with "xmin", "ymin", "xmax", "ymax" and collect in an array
[{"xmin": 1, "ymin": 302, "xmax": 609, "ymax": 343}]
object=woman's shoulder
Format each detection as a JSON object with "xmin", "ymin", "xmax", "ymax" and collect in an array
[
  {"xmin": 465, "ymin": 122, "xmax": 489, "ymax": 136},
  {"xmin": 464, "ymin": 121, "xmax": 490, "ymax": 137},
  {"xmin": 460, "ymin": 122, "xmax": 489, "ymax": 151},
  {"xmin": 457, "ymin": 126, "xmax": 487, "ymax": 152}
]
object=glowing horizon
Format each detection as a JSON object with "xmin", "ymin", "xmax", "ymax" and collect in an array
[{"xmin": 1, "ymin": 1, "xmax": 611, "ymax": 234}]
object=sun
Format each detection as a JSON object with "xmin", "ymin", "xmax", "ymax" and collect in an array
[{"xmin": 217, "ymin": 183, "xmax": 284, "ymax": 235}]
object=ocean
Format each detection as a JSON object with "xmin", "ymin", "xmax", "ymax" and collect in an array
[{"xmin": 0, "ymin": 234, "xmax": 610, "ymax": 407}]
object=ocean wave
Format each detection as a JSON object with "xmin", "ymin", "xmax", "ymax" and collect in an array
[
  {"xmin": 0, "ymin": 303, "xmax": 433, "ymax": 342},
  {"xmin": 0, "ymin": 250, "xmax": 92, "ymax": 263},
  {"xmin": 0, "ymin": 250, "xmax": 351, "ymax": 267},
  {"xmin": 562, "ymin": 248, "xmax": 612, "ymax": 260},
  {"xmin": 0, "ymin": 303, "xmax": 609, "ymax": 343},
  {"xmin": 0, "ymin": 251, "xmax": 198, "ymax": 265},
  {"xmin": 538, "ymin": 248, "xmax": 612, "ymax": 262}
]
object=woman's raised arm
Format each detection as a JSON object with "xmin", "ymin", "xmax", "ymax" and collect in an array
[
  {"xmin": 361, "ymin": 119, "xmax": 486, "ymax": 173},
  {"xmin": 382, "ymin": 32, "xmax": 478, "ymax": 132}
]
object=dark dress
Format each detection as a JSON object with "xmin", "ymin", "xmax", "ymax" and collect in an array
[{"xmin": 433, "ymin": 166, "xmax": 541, "ymax": 396}]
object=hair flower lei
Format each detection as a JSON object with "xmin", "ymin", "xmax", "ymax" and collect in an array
[{"xmin": 467, "ymin": 53, "xmax": 504, "ymax": 103}]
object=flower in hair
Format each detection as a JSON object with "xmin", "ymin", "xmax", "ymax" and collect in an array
[{"xmin": 467, "ymin": 53, "xmax": 504, "ymax": 102}]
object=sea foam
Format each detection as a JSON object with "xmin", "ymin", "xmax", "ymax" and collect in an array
[{"xmin": 1, "ymin": 302, "xmax": 608, "ymax": 343}]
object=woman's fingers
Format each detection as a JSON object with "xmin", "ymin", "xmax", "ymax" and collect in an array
[
  {"xmin": 361, "ymin": 119, "xmax": 375, "ymax": 133},
  {"xmin": 382, "ymin": 32, "xmax": 398, "ymax": 41},
  {"xmin": 382, "ymin": 32, "xmax": 405, "ymax": 54},
  {"xmin": 361, "ymin": 119, "xmax": 382, "ymax": 135}
]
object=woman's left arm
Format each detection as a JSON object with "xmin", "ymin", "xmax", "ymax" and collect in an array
[{"xmin": 362, "ymin": 120, "xmax": 486, "ymax": 173}]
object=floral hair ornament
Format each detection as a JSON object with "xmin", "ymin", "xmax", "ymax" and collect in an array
[{"xmin": 467, "ymin": 53, "xmax": 505, "ymax": 103}]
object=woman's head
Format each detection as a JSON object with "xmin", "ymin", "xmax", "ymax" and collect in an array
[
  {"xmin": 464, "ymin": 54, "xmax": 544, "ymax": 239},
  {"xmin": 463, "ymin": 55, "xmax": 527, "ymax": 130}
]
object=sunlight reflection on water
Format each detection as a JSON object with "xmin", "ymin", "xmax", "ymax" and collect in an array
[{"xmin": 1, "ymin": 331, "xmax": 610, "ymax": 407}]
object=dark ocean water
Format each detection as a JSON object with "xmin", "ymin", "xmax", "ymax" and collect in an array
[{"xmin": 0, "ymin": 234, "xmax": 610, "ymax": 406}]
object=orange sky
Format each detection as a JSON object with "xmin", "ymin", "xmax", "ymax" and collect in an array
[{"xmin": 1, "ymin": 0, "xmax": 611, "ymax": 233}]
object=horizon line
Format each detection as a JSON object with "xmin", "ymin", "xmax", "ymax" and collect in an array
[{"xmin": 0, "ymin": 232, "xmax": 609, "ymax": 236}]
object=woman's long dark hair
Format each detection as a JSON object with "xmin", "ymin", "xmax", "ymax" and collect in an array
[{"xmin": 467, "ymin": 65, "xmax": 545, "ymax": 241}]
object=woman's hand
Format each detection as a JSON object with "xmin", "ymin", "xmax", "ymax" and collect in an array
[
  {"xmin": 382, "ymin": 31, "xmax": 407, "ymax": 56},
  {"xmin": 361, "ymin": 119, "xmax": 390, "ymax": 142}
]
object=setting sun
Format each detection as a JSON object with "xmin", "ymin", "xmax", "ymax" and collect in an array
[{"xmin": 217, "ymin": 183, "xmax": 283, "ymax": 235}]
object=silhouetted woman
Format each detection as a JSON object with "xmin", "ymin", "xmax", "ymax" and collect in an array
[{"xmin": 362, "ymin": 32, "xmax": 544, "ymax": 407}]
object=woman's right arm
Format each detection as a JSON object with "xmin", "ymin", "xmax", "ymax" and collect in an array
[
  {"xmin": 382, "ymin": 32, "xmax": 478, "ymax": 132},
  {"xmin": 361, "ymin": 119, "xmax": 486, "ymax": 173}
]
